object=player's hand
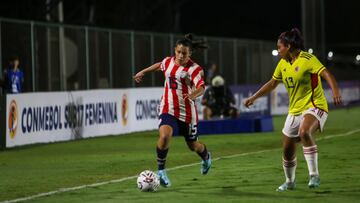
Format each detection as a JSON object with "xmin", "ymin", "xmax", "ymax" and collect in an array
[
  {"xmin": 243, "ymin": 97, "xmax": 255, "ymax": 108},
  {"xmin": 184, "ymin": 93, "xmax": 196, "ymax": 101},
  {"xmin": 332, "ymin": 90, "xmax": 343, "ymax": 106},
  {"xmin": 133, "ymin": 71, "xmax": 144, "ymax": 83}
]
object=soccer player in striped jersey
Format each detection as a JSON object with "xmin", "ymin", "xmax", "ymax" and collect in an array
[
  {"xmin": 133, "ymin": 34, "xmax": 212, "ymax": 187},
  {"xmin": 244, "ymin": 28, "xmax": 342, "ymax": 191}
]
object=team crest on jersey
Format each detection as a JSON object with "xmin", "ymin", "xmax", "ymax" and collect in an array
[
  {"xmin": 295, "ymin": 66, "xmax": 299, "ymax": 72},
  {"xmin": 179, "ymin": 71, "xmax": 191, "ymax": 85},
  {"xmin": 8, "ymin": 100, "xmax": 18, "ymax": 139},
  {"xmin": 179, "ymin": 71, "xmax": 189, "ymax": 78}
]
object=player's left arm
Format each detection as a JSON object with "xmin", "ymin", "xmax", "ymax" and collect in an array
[
  {"xmin": 320, "ymin": 69, "xmax": 342, "ymax": 105},
  {"xmin": 185, "ymin": 69, "xmax": 205, "ymax": 100},
  {"xmin": 186, "ymin": 85, "xmax": 205, "ymax": 100}
]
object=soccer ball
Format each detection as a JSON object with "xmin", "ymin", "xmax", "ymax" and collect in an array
[{"xmin": 136, "ymin": 170, "xmax": 160, "ymax": 192}]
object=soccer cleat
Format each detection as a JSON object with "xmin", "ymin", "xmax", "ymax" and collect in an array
[
  {"xmin": 276, "ymin": 181, "xmax": 296, "ymax": 192},
  {"xmin": 158, "ymin": 169, "xmax": 171, "ymax": 187},
  {"xmin": 308, "ymin": 175, "xmax": 320, "ymax": 188},
  {"xmin": 201, "ymin": 152, "xmax": 212, "ymax": 175}
]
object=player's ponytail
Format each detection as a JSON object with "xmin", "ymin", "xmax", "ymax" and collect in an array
[
  {"xmin": 278, "ymin": 28, "xmax": 305, "ymax": 51},
  {"xmin": 176, "ymin": 33, "xmax": 208, "ymax": 52},
  {"xmin": 184, "ymin": 33, "xmax": 193, "ymax": 41}
]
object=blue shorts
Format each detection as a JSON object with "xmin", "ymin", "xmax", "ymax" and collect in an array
[{"xmin": 158, "ymin": 114, "xmax": 198, "ymax": 142}]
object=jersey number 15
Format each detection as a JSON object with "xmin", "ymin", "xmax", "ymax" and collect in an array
[{"xmin": 169, "ymin": 77, "xmax": 178, "ymax": 89}]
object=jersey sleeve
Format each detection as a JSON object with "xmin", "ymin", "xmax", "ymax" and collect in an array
[
  {"xmin": 272, "ymin": 60, "xmax": 283, "ymax": 81},
  {"xmin": 308, "ymin": 55, "xmax": 326, "ymax": 75},
  {"xmin": 160, "ymin": 57, "xmax": 171, "ymax": 72},
  {"xmin": 191, "ymin": 66, "xmax": 205, "ymax": 88}
]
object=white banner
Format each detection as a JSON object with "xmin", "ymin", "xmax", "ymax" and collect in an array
[
  {"xmin": 270, "ymin": 82, "xmax": 360, "ymax": 115},
  {"xmin": 6, "ymin": 88, "xmax": 163, "ymax": 148},
  {"xmin": 270, "ymin": 84, "xmax": 289, "ymax": 115},
  {"xmin": 126, "ymin": 88, "xmax": 163, "ymax": 132},
  {"xmin": 7, "ymin": 84, "xmax": 358, "ymax": 147}
]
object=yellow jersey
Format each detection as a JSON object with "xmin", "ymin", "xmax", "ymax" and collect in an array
[{"xmin": 272, "ymin": 51, "xmax": 328, "ymax": 115}]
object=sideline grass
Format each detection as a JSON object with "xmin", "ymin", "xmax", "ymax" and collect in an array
[{"xmin": 1, "ymin": 107, "xmax": 359, "ymax": 202}]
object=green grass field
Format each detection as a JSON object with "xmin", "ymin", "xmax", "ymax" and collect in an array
[{"xmin": 1, "ymin": 107, "xmax": 360, "ymax": 203}]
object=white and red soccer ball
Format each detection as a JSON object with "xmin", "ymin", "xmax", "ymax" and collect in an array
[{"xmin": 136, "ymin": 170, "xmax": 160, "ymax": 192}]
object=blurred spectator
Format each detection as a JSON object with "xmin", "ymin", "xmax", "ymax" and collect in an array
[
  {"xmin": 205, "ymin": 62, "xmax": 218, "ymax": 85},
  {"xmin": 2, "ymin": 56, "xmax": 24, "ymax": 94},
  {"xmin": 201, "ymin": 75, "xmax": 238, "ymax": 120}
]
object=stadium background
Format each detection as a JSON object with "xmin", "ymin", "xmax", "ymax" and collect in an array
[{"xmin": 0, "ymin": 0, "xmax": 359, "ymax": 92}]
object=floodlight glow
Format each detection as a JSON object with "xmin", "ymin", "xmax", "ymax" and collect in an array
[
  {"xmin": 272, "ymin": 50, "xmax": 278, "ymax": 56},
  {"xmin": 328, "ymin": 51, "xmax": 334, "ymax": 58},
  {"xmin": 308, "ymin": 48, "xmax": 313, "ymax": 54},
  {"xmin": 356, "ymin": 54, "xmax": 360, "ymax": 61}
]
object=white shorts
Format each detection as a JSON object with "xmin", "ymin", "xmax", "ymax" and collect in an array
[{"xmin": 282, "ymin": 107, "xmax": 328, "ymax": 138}]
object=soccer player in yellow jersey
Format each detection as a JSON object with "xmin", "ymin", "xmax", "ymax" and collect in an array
[{"xmin": 244, "ymin": 28, "xmax": 342, "ymax": 192}]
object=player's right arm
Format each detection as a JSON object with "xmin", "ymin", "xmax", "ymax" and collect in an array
[
  {"xmin": 133, "ymin": 62, "xmax": 161, "ymax": 83},
  {"xmin": 243, "ymin": 78, "xmax": 280, "ymax": 107},
  {"xmin": 320, "ymin": 68, "xmax": 342, "ymax": 106},
  {"xmin": 308, "ymin": 55, "xmax": 342, "ymax": 106},
  {"xmin": 244, "ymin": 60, "xmax": 283, "ymax": 108}
]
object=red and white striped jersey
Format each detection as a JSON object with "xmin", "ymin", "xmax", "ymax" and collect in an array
[{"xmin": 159, "ymin": 56, "xmax": 205, "ymax": 124}]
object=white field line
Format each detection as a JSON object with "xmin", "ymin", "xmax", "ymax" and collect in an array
[{"xmin": 2, "ymin": 128, "xmax": 359, "ymax": 203}]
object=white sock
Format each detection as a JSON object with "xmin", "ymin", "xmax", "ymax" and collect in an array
[
  {"xmin": 303, "ymin": 145, "xmax": 319, "ymax": 177},
  {"xmin": 283, "ymin": 157, "xmax": 297, "ymax": 183}
]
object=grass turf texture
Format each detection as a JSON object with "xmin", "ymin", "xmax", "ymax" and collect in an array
[{"xmin": 1, "ymin": 107, "xmax": 359, "ymax": 202}]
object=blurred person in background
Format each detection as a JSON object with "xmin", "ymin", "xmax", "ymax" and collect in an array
[
  {"xmin": 202, "ymin": 75, "xmax": 237, "ymax": 120},
  {"xmin": 244, "ymin": 28, "xmax": 342, "ymax": 192},
  {"xmin": 133, "ymin": 34, "xmax": 212, "ymax": 188},
  {"xmin": 204, "ymin": 62, "xmax": 218, "ymax": 85},
  {"xmin": 1, "ymin": 55, "xmax": 24, "ymax": 94}
]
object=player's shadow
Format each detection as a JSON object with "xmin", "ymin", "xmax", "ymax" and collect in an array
[{"xmin": 170, "ymin": 183, "xmax": 337, "ymax": 201}]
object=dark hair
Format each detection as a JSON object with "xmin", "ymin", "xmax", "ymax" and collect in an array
[
  {"xmin": 175, "ymin": 33, "xmax": 208, "ymax": 52},
  {"xmin": 278, "ymin": 28, "xmax": 305, "ymax": 51}
]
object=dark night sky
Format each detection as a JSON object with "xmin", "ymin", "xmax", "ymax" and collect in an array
[
  {"xmin": 0, "ymin": 0, "xmax": 359, "ymax": 48},
  {"xmin": 179, "ymin": 1, "xmax": 301, "ymax": 40}
]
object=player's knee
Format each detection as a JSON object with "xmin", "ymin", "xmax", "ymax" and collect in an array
[
  {"xmin": 298, "ymin": 128, "xmax": 311, "ymax": 140},
  {"xmin": 159, "ymin": 133, "xmax": 171, "ymax": 143}
]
